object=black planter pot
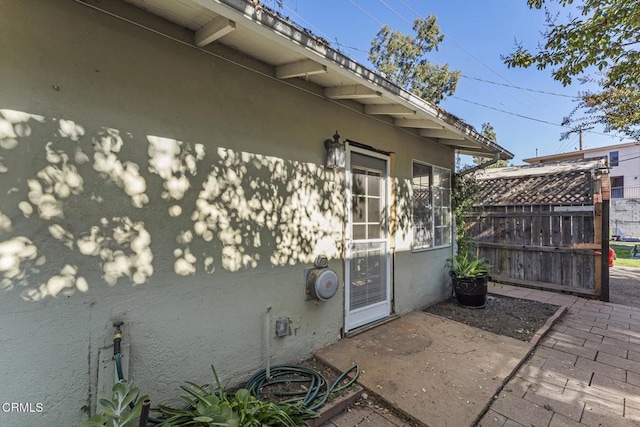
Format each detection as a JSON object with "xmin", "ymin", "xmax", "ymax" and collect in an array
[{"xmin": 449, "ymin": 271, "xmax": 488, "ymax": 309}]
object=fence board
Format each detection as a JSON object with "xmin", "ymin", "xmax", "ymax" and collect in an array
[{"xmin": 466, "ymin": 208, "xmax": 598, "ymax": 296}]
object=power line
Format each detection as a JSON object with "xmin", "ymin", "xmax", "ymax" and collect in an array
[
  {"xmin": 614, "ymin": 154, "xmax": 640, "ymax": 164},
  {"xmin": 394, "ymin": 0, "xmax": 421, "ymax": 18},
  {"xmin": 356, "ymin": 0, "xmax": 548, "ymax": 117},
  {"xmin": 375, "ymin": 0, "xmax": 554, "ymax": 116},
  {"xmin": 460, "ymin": 75, "xmax": 580, "ymax": 99},
  {"xmin": 281, "ymin": 3, "xmax": 369, "ymax": 61},
  {"xmin": 346, "ymin": 0, "xmax": 384, "ymax": 25},
  {"xmin": 556, "ymin": 133, "xmax": 578, "ymax": 154},
  {"xmin": 452, "ymin": 96, "xmax": 564, "ymax": 127},
  {"xmin": 282, "ymin": 0, "xmax": 627, "ymax": 145},
  {"xmin": 389, "ymin": 0, "xmax": 551, "ymax": 107},
  {"xmin": 377, "ymin": 0, "xmax": 408, "ymax": 23},
  {"xmin": 451, "ymin": 96, "xmax": 626, "ymax": 140},
  {"xmin": 345, "ymin": 0, "xmax": 515, "ymax": 109}
]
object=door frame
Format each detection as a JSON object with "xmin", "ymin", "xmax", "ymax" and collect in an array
[{"xmin": 344, "ymin": 143, "xmax": 392, "ymax": 333}]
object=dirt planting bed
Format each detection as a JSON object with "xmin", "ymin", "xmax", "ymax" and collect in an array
[{"xmin": 424, "ymin": 294, "xmax": 559, "ymax": 342}]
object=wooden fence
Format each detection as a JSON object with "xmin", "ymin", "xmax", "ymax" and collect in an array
[{"xmin": 464, "ymin": 205, "xmax": 603, "ymax": 297}]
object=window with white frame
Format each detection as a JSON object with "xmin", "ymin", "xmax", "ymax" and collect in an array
[{"xmin": 412, "ymin": 161, "xmax": 451, "ymax": 250}]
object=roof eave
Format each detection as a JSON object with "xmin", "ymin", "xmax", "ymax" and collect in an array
[{"xmin": 197, "ymin": 0, "xmax": 513, "ymax": 160}]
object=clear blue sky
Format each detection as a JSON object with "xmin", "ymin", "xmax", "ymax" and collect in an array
[{"xmin": 271, "ymin": 0, "xmax": 632, "ymax": 164}]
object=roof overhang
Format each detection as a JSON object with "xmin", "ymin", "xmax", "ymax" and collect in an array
[
  {"xmin": 476, "ymin": 158, "xmax": 607, "ymax": 180},
  {"xmin": 93, "ymin": 0, "xmax": 513, "ymax": 160}
]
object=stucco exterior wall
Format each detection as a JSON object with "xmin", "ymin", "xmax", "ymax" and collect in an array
[
  {"xmin": 392, "ymin": 144, "xmax": 454, "ymax": 314},
  {"xmin": 0, "ymin": 1, "xmax": 454, "ymax": 425},
  {"xmin": 611, "ymin": 199, "xmax": 640, "ymax": 238}
]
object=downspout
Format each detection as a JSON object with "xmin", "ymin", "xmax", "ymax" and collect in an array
[{"xmin": 457, "ymin": 152, "xmax": 502, "ymax": 176}]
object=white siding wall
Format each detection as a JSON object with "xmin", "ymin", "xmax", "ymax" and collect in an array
[{"xmin": 589, "ymin": 145, "xmax": 640, "ymax": 198}]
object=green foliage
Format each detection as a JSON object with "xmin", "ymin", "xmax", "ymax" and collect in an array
[
  {"xmin": 480, "ymin": 122, "xmax": 497, "ymax": 143},
  {"xmin": 369, "ymin": 16, "xmax": 460, "ymax": 104},
  {"xmin": 472, "ymin": 123, "xmax": 508, "ymax": 167},
  {"xmin": 156, "ymin": 366, "xmax": 312, "ymax": 427},
  {"xmin": 452, "ymin": 172, "xmax": 477, "ymax": 254},
  {"xmin": 504, "ymin": 0, "xmax": 640, "ymax": 138},
  {"xmin": 82, "ymin": 381, "xmax": 148, "ymax": 427},
  {"xmin": 451, "ymin": 252, "xmax": 490, "ymax": 278}
]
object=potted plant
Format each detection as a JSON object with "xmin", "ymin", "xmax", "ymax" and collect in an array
[{"xmin": 449, "ymin": 252, "xmax": 490, "ymax": 309}]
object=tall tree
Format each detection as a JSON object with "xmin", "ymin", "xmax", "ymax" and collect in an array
[
  {"xmin": 369, "ymin": 16, "xmax": 460, "ymax": 104},
  {"xmin": 503, "ymin": 0, "xmax": 640, "ymax": 139}
]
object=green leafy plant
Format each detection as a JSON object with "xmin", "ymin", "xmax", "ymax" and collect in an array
[
  {"xmin": 156, "ymin": 366, "xmax": 312, "ymax": 427},
  {"xmin": 452, "ymin": 170, "xmax": 478, "ymax": 255},
  {"xmin": 83, "ymin": 380, "xmax": 148, "ymax": 427},
  {"xmin": 451, "ymin": 252, "xmax": 489, "ymax": 279}
]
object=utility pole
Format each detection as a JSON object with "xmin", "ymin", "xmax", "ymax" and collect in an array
[
  {"xmin": 565, "ymin": 126, "xmax": 593, "ymax": 151},
  {"xmin": 579, "ymin": 129, "xmax": 583, "ymax": 151}
]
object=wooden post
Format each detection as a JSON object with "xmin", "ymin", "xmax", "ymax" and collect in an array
[
  {"xmin": 600, "ymin": 171, "xmax": 611, "ymax": 302},
  {"xmin": 594, "ymin": 199, "xmax": 602, "ymax": 297},
  {"xmin": 601, "ymin": 199, "xmax": 610, "ymax": 302}
]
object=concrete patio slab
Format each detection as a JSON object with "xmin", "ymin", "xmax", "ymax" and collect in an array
[{"xmin": 315, "ymin": 311, "xmax": 531, "ymax": 427}]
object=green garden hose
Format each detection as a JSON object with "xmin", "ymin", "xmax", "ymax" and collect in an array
[{"xmin": 245, "ymin": 364, "xmax": 359, "ymax": 412}]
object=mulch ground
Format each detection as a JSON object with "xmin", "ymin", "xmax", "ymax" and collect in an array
[{"xmin": 423, "ymin": 294, "xmax": 559, "ymax": 342}]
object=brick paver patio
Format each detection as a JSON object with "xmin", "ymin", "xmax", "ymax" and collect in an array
[
  {"xmin": 481, "ymin": 284, "xmax": 640, "ymax": 426},
  {"xmin": 323, "ymin": 283, "xmax": 640, "ymax": 426}
]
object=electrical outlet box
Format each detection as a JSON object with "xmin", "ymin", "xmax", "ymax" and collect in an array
[{"xmin": 275, "ymin": 317, "xmax": 290, "ymax": 337}]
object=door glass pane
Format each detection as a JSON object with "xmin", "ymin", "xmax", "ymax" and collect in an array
[
  {"xmin": 353, "ymin": 196, "xmax": 366, "ymax": 222},
  {"xmin": 353, "ymin": 170, "xmax": 366, "ymax": 195},
  {"xmin": 350, "ymin": 242, "xmax": 387, "ymax": 310},
  {"xmin": 367, "ymin": 224, "xmax": 381, "ymax": 239},
  {"xmin": 367, "ymin": 172, "xmax": 381, "ymax": 197},
  {"xmin": 351, "ymin": 164, "xmax": 384, "ymax": 241},
  {"xmin": 367, "ymin": 198, "xmax": 380, "ymax": 223},
  {"xmin": 353, "ymin": 225, "xmax": 366, "ymax": 240}
]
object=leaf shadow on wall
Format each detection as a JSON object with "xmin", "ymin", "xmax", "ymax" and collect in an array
[{"xmin": 0, "ymin": 109, "xmax": 344, "ymax": 301}]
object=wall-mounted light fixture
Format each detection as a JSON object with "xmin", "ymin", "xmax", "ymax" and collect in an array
[{"xmin": 324, "ymin": 131, "xmax": 345, "ymax": 169}]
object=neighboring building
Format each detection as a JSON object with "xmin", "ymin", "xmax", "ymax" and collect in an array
[
  {"xmin": 524, "ymin": 142, "xmax": 640, "ymax": 199},
  {"xmin": 524, "ymin": 142, "xmax": 640, "ymax": 239},
  {"xmin": 0, "ymin": 0, "xmax": 512, "ymax": 425}
]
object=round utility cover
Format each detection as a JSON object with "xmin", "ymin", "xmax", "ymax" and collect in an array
[{"xmin": 308, "ymin": 268, "xmax": 339, "ymax": 301}]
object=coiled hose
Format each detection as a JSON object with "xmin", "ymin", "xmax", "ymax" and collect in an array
[{"xmin": 245, "ymin": 364, "xmax": 359, "ymax": 412}]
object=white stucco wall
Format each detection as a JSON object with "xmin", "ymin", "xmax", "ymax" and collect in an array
[
  {"xmin": 0, "ymin": 1, "xmax": 455, "ymax": 425},
  {"xmin": 611, "ymin": 199, "xmax": 640, "ymax": 239}
]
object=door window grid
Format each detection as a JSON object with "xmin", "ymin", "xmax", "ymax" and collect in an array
[{"xmin": 352, "ymin": 168, "xmax": 383, "ymax": 241}]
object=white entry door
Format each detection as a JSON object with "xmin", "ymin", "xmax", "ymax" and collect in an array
[{"xmin": 345, "ymin": 145, "xmax": 391, "ymax": 332}]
